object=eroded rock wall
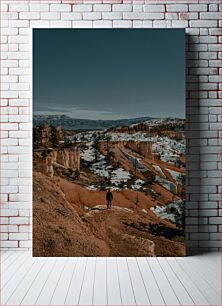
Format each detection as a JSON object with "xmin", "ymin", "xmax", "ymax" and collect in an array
[{"xmin": 34, "ymin": 147, "xmax": 80, "ymax": 177}]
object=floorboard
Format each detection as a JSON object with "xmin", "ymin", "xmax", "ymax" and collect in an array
[
  {"xmin": 2, "ymin": 251, "xmax": 22, "ymax": 273},
  {"xmin": 167, "ymin": 257, "xmax": 211, "ymax": 305},
  {"xmin": 196, "ymin": 252, "xmax": 219, "ymax": 274},
  {"xmin": 35, "ymin": 258, "xmax": 67, "ymax": 305},
  {"xmin": 175, "ymin": 257, "xmax": 221, "ymax": 305},
  {"xmin": 147, "ymin": 257, "xmax": 180, "ymax": 305},
  {"xmin": 65, "ymin": 257, "xmax": 87, "ymax": 306},
  {"xmin": 1, "ymin": 256, "xmax": 35, "ymax": 305},
  {"xmin": 116, "ymin": 257, "xmax": 136, "ymax": 305},
  {"xmin": 127, "ymin": 257, "xmax": 150, "ymax": 305},
  {"xmin": 5, "ymin": 258, "xmax": 47, "ymax": 305},
  {"xmin": 137, "ymin": 257, "xmax": 165, "ymax": 305},
  {"xmin": 93, "ymin": 257, "xmax": 107, "ymax": 306},
  {"xmin": 78, "ymin": 257, "xmax": 96, "ymax": 306},
  {"xmin": 1, "ymin": 252, "xmax": 30, "ymax": 290},
  {"xmin": 106, "ymin": 257, "xmax": 122, "ymax": 306},
  {"xmin": 187, "ymin": 256, "xmax": 220, "ymax": 294},
  {"xmin": 50, "ymin": 258, "xmax": 77, "ymax": 305},
  {"xmin": 21, "ymin": 258, "xmax": 55, "ymax": 305},
  {"xmin": 0, "ymin": 251, "xmax": 14, "ymax": 263},
  {"xmin": 157, "ymin": 258, "xmax": 195, "ymax": 305},
  {"xmin": 1, "ymin": 252, "xmax": 220, "ymax": 306}
]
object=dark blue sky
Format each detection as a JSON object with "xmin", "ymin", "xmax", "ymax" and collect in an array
[{"xmin": 33, "ymin": 29, "xmax": 185, "ymax": 120}]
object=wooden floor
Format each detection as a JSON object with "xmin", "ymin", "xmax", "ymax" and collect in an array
[{"xmin": 1, "ymin": 251, "xmax": 221, "ymax": 306}]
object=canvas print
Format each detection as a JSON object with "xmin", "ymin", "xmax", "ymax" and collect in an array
[{"xmin": 33, "ymin": 29, "xmax": 185, "ymax": 256}]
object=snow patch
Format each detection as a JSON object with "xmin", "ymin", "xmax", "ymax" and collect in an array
[
  {"xmin": 126, "ymin": 154, "xmax": 147, "ymax": 172},
  {"xmin": 150, "ymin": 200, "xmax": 184, "ymax": 225},
  {"xmin": 86, "ymin": 185, "xmax": 97, "ymax": 190},
  {"xmin": 166, "ymin": 169, "xmax": 182, "ymax": 183},
  {"xmin": 111, "ymin": 168, "xmax": 131, "ymax": 186},
  {"xmin": 80, "ymin": 142, "xmax": 95, "ymax": 162},
  {"xmin": 152, "ymin": 165, "xmax": 166, "ymax": 178},
  {"xmin": 155, "ymin": 176, "xmax": 177, "ymax": 193},
  {"xmin": 131, "ymin": 179, "xmax": 145, "ymax": 190}
]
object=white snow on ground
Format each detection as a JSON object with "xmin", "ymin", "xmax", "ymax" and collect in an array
[
  {"xmin": 126, "ymin": 153, "xmax": 147, "ymax": 172},
  {"xmin": 73, "ymin": 130, "xmax": 101, "ymax": 142},
  {"xmin": 152, "ymin": 165, "xmax": 166, "ymax": 178},
  {"xmin": 87, "ymin": 149, "xmax": 131, "ymax": 186},
  {"xmin": 150, "ymin": 200, "xmax": 184, "ymax": 224},
  {"xmin": 130, "ymin": 117, "xmax": 184, "ymax": 129},
  {"xmin": 109, "ymin": 186, "xmax": 121, "ymax": 191},
  {"xmin": 155, "ymin": 176, "xmax": 177, "ymax": 193},
  {"xmin": 80, "ymin": 139, "xmax": 132, "ymax": 188},
  {"xmin": 79, "ymin": 140, "xmax": 110, "ymax": 178},
  {"xmin": 85, "ymin": 205, "xmax": 133, "ymax": 217},
  {"xmin": 108, "ymin": 131, "xmax": 185, "ymax": 165},
  {"xmin": 80, "ymin": 141, "xmax": 95, "ymax": 162},
  {"xmin": 152, "ymin": 137, "xmax": 185, "ymax": 164},
  {"xmin": 75, "ymin": 122, "xmax": 185, "ymax": 191},
  {"xmin": 167, "ymin": 168, "xmax": 182, "ymax": 182},
  {"xmin": 86, "ymin": 185, "xmax": 97, "ymax": 190},
  {"xmin": 72, "ymin": 123, "xmax": 185, "ymax": 166},
  {"xmin": 111, "ymin": 168, "xmax": 131, "ymax": 186},
  {"xmin": 110, "ymin": 132, "xmax": 134, "ymax": 142},
  {"xmin": 90, "ymin": 156, "xmax": 110, "ymax": 178},
  {"xmin": 131, "ymin": 179, "xmax": 145, "ymax": 190},
  {"xmin": 108, "ymin": 131, "xmax": 163, "ymax": 144}
]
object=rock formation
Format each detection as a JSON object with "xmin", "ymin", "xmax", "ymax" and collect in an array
[
  {"xmin": 33, "ymin": 125, "xmax": 63, "ymax": 147},
  {"xmin": 126, "ymin": 141, "xmax": 153, "ymax": 159},
  {"xmin": 112, "ymin": 123, "xmax": 150, "ymax": 134},
  {"xmin": 111, "ymin": 122, "xmax": 185, "ymax": 141},
  {"xmin": 34, "ymin": 147, "xmax": 80, "ymax": 177},
  {"xmin": 161, "ymin": 131, "xmax": 185, "ymax": 140},
  {"xmin": 55, "ymin": 127, "xmax": 63, "ymax": 142},
  {"xmin": 40, "ymin": 125, "xmax": 51, "ymax": 146},
  {"xmin": 53, "ymin": 148, "xmax": 80, "ymax": 170}
]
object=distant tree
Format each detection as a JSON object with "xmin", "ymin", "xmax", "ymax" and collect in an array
[
  {"xmin": 92, "ymin": 137, "xmax": 100, "ymax": 162},
  {"xmin": 177, "ymin": 174, "xmax": 185, "ymax": 198},
  {"xmin": 94, "ymin": 149, "xmax": 100, "ymax": 162},
  {"xmin": 125, "ymin": 178, "xmax": 133, "ymax": 189},
  {"xmin": 105, "ymin": 135, "xmax": 111, "ymax": 162},
  {"xmin": 80, "ymin": 134, "xmax": 86, "ymax": 142},
  {"xmin": 118, "ymin": 180, "xmax": 125, "ymax": 189},
  {"xmin": 33, "ymin": 127, "xmax": 40, "ymax": 147},
  {"xmin": 100, "ymin": 179, "xmax": 106, "ymax": 191},
  {"xmin": 166, "ymin": 206, "xmax": 176, "ymax": 214},
  {"xmin": 134, "ymin": 158, "xmax": 138, "ymax": 175},
  {"xmin": 135, "ymin": 193, "xmax": 139, "ymax": 210},
  {"xmin": 178, "ymin": 174, "xmax": 185, "ymax": 185},
  {"xmin": 92, "ymin": 131, "xmax": 98, "ymax": 139},
  {"xmin": 50, "ymin": 126, "xmax": 59, "ymax": 147},
  {"xmin": 108, "ymin": 151, "xmax": 116, "ymax": 167},
  {"xmin": 63, "ymin": 138, "xmax": 72, "ymax": 148},
  {"xmin": 74, "ymin": 169, "xmax": 80, "ymax": 180},
  {"xmin": 156, "ymin": 153, "xmax": 161, "ymax": 160},
  {"xmin": 144, "ymin": 170, "xmax": 155, "ymax": 185},
  {"xmin": 174, "ymin": 201, "xmax": 185, "ymax": 227},
  {"xmin": 104, "ymin": 173, "xmax": 112, "ymax": 187}
]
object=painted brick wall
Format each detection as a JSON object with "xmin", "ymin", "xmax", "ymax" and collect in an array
[{"xmin": 0, "ymin": 0, "xmax": 221, "ymax": 254}]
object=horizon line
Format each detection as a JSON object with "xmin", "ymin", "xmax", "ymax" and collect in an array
[{"xmin": 33, "ymin": 114, "xmax": 185, "ymax": 121}]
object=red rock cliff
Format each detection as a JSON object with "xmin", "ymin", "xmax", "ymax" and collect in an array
[
  {"xmin": 126, "ymin": 141, "xmax": 153, "ymax": 159},
  {"xmin": 34, "ymin": 147, "xmax": 80, "ymax": 177}
]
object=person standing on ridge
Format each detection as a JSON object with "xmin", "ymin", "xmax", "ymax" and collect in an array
[{"xmin": 106, "ymin": 189, "xmax": 113, "ymax": 209}]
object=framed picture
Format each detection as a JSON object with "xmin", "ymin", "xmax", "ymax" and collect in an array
[{"xmin": 33, "ymin": 29, "xmax": 185, "ymax": 256}]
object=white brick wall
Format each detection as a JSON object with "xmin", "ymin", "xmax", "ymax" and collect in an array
[{"xmin": 1, "ymin": 0, "xmax": 221, "ymax": 254}]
